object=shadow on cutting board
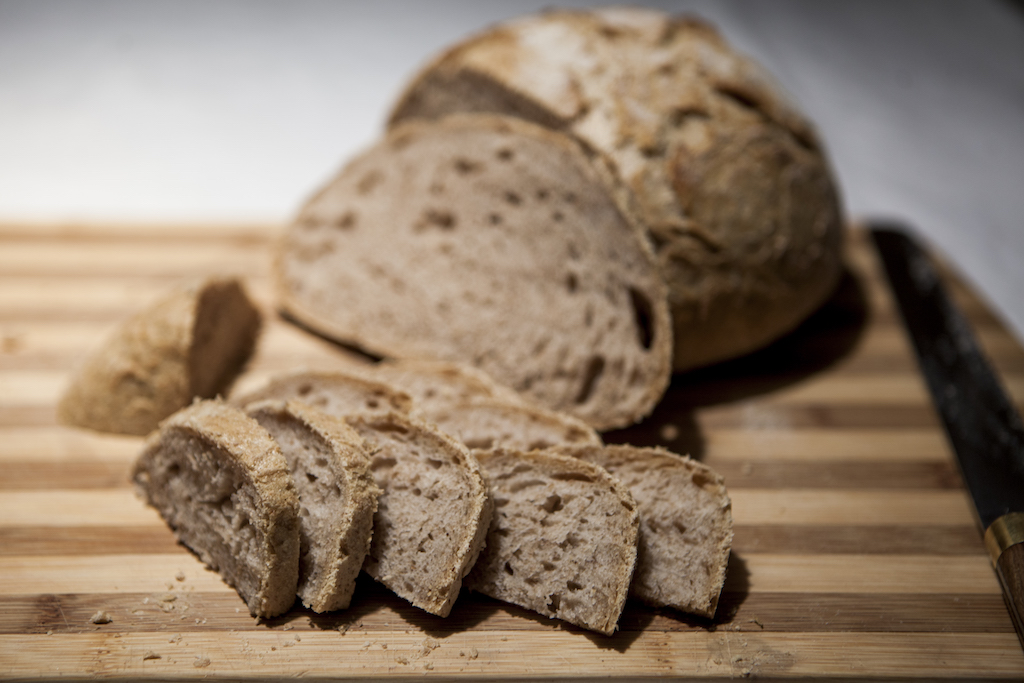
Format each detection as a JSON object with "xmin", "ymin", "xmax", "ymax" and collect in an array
[{"xmin": 604, "ymin": 266, "xmax": 869, "ymax": 460}]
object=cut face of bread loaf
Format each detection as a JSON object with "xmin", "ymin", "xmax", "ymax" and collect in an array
[
  {"xmin": 344, "ymin": 412, "xmax": 492, "ymax": 617},
  {"xmin": 554, "ymin": 444, "xmax": 732, "ymax": 618},
  {"xmin": 417, "ymin": 398, "xmax": 602, "ymax": 452},
  {"xmin": 59, "ymin": 277, "xmax": 261, "ymax": 435},
  {"xmin": 466, "ymin": 448, "xmax": 639, "ymax": 635},
  {"xmin": 232, "ymin": 370, "xmax": 413, "ymax": 417},
  {"xmin": 369, "ymin": 359, "xmax": 526, "ymax": 410},
  {"xmin": 389, "ymin": 8, "xmax": 844, "ymax": 371},
  {"xmin": 246, "ymin": 400, "xmax": 379, "ymax": 613},
  {"xmin": 132, "ymin": 400, "xmax": 299, "ymax": 618},
  {"xmin": 275, "ymin": 113, "xmax": 672, "ymax": 431}
]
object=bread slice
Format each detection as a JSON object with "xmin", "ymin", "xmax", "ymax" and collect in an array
[
  {"xmin": 465, "ymin": 448, "xmax": 639, "ymax": 635},
  {"xmin": 132, "ymin": 400, "xmax": 299, "ymax": 618},
  {"xmin": 388, "ymin": 7, "xmax": 844, "ymax": 371},
  {"xmin": 231, "ymin": 369, "xmax": 413, "ymax": 417},
  {"xmin": 369, "ymin": 358, "xmax": 526, "ymax": 410},
  {"xmin": 60, "ymin": 277, "xmax": 261, "ymax": 435},
  {"xmin": 275, "ymin": 113, "xmax": 672, "ymax": 431},
  {"xmin": 344, "ymin": 412, "xmax": 491, "ymax": 616},
  {"xmin": 553, "ymin": 444, "xmax": 732, "ymax": 618},
  {"xmin": 246, "ymin": 400, "xmax": 379, "ymax": 612},
  {"xmin": 417, "ymin": 398, "xmax": 602, "ymax": 452}
]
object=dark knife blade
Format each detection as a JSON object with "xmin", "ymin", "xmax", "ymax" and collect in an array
[{"xmin": 871, "ymin": 223, "xmax": 1024, "ymax": 649}]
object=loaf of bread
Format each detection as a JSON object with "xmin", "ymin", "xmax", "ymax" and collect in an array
[
  {"xmin": 246, "ymin": 400, "xmax": 379, "ymax": 613},
  {"xmin": 275, "ymin": 113, "xmax": 673, "ymax": 431},
  {"xmin": 465, "ymin": 448, "xmax": 639, "ymax": 635},
  {"xmin": 60, "ymin": 277, "xmax": 261, "ymax": 435},
  {"xmin": 389, "ymin": 7, "xmax": 844, "ymax": 371},
  {"xmin": 553, "ymin": 444, "xmax": 733, "ymax": 618},
  {"xmin": 345, "ymin": 412, "xmax": 492, "ymax": 617},
  {"xmin": 232, "ymin": 369, "xmax": 413, "ymax": 417},
  {"xmin": 132, "ymin": 400, "xmax": 300, "ymax": 618}
]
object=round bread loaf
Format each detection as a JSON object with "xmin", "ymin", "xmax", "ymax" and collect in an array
[{"xmin": 389, "ymin": 7, "xmax": 845, "ymax": 370}]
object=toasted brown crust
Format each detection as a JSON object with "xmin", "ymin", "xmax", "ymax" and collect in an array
[
  {"xmin": 275, "ymin": 113, "xmax": 672, "ymax": 430},
  {"xmin": 246, "ymin": 400, "xmax": 379, "ymax": 612},
  {"xmin": 132, "ymin": 400, "xmax": 300, "ymax": 618},
  {"xmin": 59, "ymin": 277, "xmax": 260, "ymax": 436},
  {"xmin": 389, "ymin": 7, "xmax": 844, "ymax": 371}
]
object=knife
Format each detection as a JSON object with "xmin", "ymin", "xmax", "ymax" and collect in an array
[{"xmin": 871, "ymin": 223, "xmax": 1024, "ymax": 649}]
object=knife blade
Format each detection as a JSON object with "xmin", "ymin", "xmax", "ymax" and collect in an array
[{"xmin": 871, "ymin": 223, "xmax": 1024, "ymax": 649}]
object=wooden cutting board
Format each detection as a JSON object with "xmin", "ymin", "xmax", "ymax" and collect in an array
[{"xmin": 1, "ymin": 223, "xmax": 1023, "ymax": 680}]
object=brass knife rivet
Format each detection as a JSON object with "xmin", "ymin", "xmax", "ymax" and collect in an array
[{"xmin": 984, "ymin": 512, "xmax": 1024, "ymax": 565}]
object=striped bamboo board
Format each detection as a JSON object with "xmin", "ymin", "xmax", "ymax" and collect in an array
[{"xmin": 1, "ymin": 222, "xmax": 1022, "ymax": 680}]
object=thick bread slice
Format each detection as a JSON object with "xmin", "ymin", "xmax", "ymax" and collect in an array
[
  {"xmin": 60, "ymin": 277, "xmax": 261, "ymax": 435},
  {"xmin": 369, "ymin": 359, "xmax": 526, "ymax": 410},
  {"xmin": 276, "ymin": 113, "xmax": 672, "ymax": 431},
  {"xmin": 231, "ymin": 370, "xmax": 413, "ymax": 417},
  {"xmin": 344, "ymin": 412, "xmax": 492, "ymax": 617},
  {"xmin": 554, "ymin": 444, "xmax": 732, "ymax": 618},
  {"xmin": 466, "ymin": 448, "xmax": 639, "ymax": 635},
  {"xmin": 417, "ymin": 398, "xmax": 602, "ymax": 452},
  {"xmin": 132, "ymin": 400, "xmax": 299, "ymax": 618},
  {"xmin": 246, "ymin": 400, "xmax": 379, "ymax": 613},
  {"xmin": 389, "ymin": 8, "xmax": 844, "ymax": 371}
]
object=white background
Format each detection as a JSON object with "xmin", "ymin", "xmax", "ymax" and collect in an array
[{"xmin": 2, "ymin": 0, "xmax": 1023, "ymax": 342}]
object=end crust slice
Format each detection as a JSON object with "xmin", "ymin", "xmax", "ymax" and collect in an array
[{"xmin": 132, "ymin": 400, "xmax": 300, "ymax": 618}]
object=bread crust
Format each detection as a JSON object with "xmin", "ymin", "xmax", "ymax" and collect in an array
[
  {"xmin": 132, "ymin": 400, "xmax": 300, "ymax": 618},
  {"xmin": 389, "ymin": 7, "xmax": 844, "ymax": 371},
  {"xmin": 275, "ymin": 113, "xmax": 672, "ymax": 430},
  {"xmin": 59, "ymin": 277, "xmax": 260, "ymax": 435}
]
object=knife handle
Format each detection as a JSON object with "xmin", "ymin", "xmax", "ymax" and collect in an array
[{"xmin": 986, "ymin": 513, "xmax": 1024, "ymax": 650}]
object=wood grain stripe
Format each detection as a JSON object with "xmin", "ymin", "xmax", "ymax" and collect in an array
[
  {"xmin": 0, "ymin": 488, "xmax": 976, "ymax": 528},
  {"xmin": 0, "ymin": 553, "xmax": 999, "ymax": 596},
  {"xmin": 702, "ymin": 428, "xmax": 953, "ymax": 462},
  {"xmin": 0, "ymin": 243, "xmax": 269, "ymax": 278},
  {"xmin": 0, "ymin": 631, "xmax": 1020, "ymax": 679}
]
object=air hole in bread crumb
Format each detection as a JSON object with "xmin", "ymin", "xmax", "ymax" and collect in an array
[
  {"xmin": 714, "ymin": 84, "xmax": 762, "ymax": 113},
  {"xmin": 547, "ymin": 593, "xmax": 561, "ymax": 612},
  {"xmin": 504, "ymin": 561, "xmax": 514, "ymax": 576},
  {"xmin": 416, "ymin": 209, "xmax": 456, "ymax": 231},
  {"xmin": 574, "ymin": 356, "xmax": 605, "ymax": 404},
  {"xmin": 541, "ymin": 494, "xmax": 563, "ymax": 513},
  {"xmin": 488, "ymin": 213, "xmax": 503, "ymax": 225},
  {"xmin": 565, "ymin": 273, "xmax": 578, "ymax": 293},
  {"xmin": 504, "ymin": 191, "xmax": 522, "ymax": 206},
  {"xmin": 552, "ymin": 210, "xmax": 564, "ymax": 222},
  {"xmin": 542, "ymin": 561, "xmax": 556, "ymax": 571},
  {"xmin": 692, "ymin": 471, "xmax": 712, "ymax": 488},
  {"xmin": 357, "ymin": 171, "xmax": 383, "ymax": 195},
  {"xmin": 629, "ymin": 288, "xmax": 655, "ymax": 350},
  {"xmin": 426, "ymin": 458, "xmax": 444, "ymax": 469},
  {"xmin": 567, "ymin": 580, "xmax": 582, "ymax": 591},
  {"xmin": 553, "ymin": 471, "xmax": 594, "ymax": 484},
  {"xmin": 509, "ymin": 478, "xmax": 546, "ymax": 493},
  {"xmin": 370, "ymin": 456, "xmax": 397, "ymax": 472},
  {"xmin": 496, "ymin": 148, "xmax": 514, "ymax": 162},
  {"xmin": 536, "ymin": 188, "xmax": 549, "ymax": 201},
  {"xmin": 453, "ymin": 157, "xmax": 481, "ymax": 174},
  {"xmin": 296, "ymin": 383, "xmax": 312, "ymax": 396},
  {"xmin": 563, "ymin": 191, "xmax": 577, "ymax": 204},
  {"xmin": 334, "ymin": 211, "xmax": 357, "ymax": 229}
]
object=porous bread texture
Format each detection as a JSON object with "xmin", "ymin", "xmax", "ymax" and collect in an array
[
  {"xmin": 345, "ymin": 412, "xmax": 492, "ymax": 617},
  {"xmin": 246, "ymin": 400, "xmax": 379, "ymax": 613},
  {"xmin": 131, "ymin": 400, "xmax": 299, "ymax": 618},
  {"xmin": 417, "ymin": 397, "xmax": 602, "ymax": 452},
  {"xmin": 553, "ymin": 444, "xmax": 732, "ymax": 618},
  {"xmin": 370, "ymin": 358, "xmax": 527, "ymax": 410},
  {"xmin": 466, "ymin": 448, "xmax": 639, "ymax": 635},
  {"xmin": 59, "ymin": 277, "xmax": 261, "ymax": 435},
  {"xmin": 389, "ymin": 7, "xmax": 845, "ymax": 371},
  {"xmin": 275, "ymin": 113, "xmax": 672, "ymax": 431},
  {"xmin": 232, "ymin": 369, "xmax": 413, "ymax": 417}
]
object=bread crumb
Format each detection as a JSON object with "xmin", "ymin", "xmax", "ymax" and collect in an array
[
  {"xmin": 89, "ymin": 611, "xmax": 112, "ymax": 625},
  {"xmin": 468, "ymin": 647, "xmax": 479, "ymax": 660},
  {"xmin": 424, "ymin": 661, "xmax": 434, "ymax": 670},
  {"xmin": 282, "ymin": 641, "xmax": 296, "ymax": 648},
  {"xmin": 175, "ymin": 571, "xmax": 186, "ymax": 582},
  {"xmin": 395, "ymin": 656, "xmax": 410, "ymax": 666},
  {"xmin": 46, "ymin": 631, "xmax": 53, "ymax": 636},
  {"xmin": 142, "ymin": 651, "xmax": 161, "ymax": 661},
  {"xmin": 193, "ymin": 656, "xmax": 211, "ymax": 668},
  {"xmin": 294, "ymin": 634, "xmax": 301, "ymax": 642}
]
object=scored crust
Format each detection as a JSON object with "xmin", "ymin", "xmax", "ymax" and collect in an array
[
  {"xmin": 553, "ymin": 444, "xmax": 733, "ymax": 618},
  {"xmin": 466, "ymin": 448, "xmax": 639, "ymax": 635},
  {"xmin": 246, "ymin": 400, "xmax": 379, "ymax": 613},
  {"xmin": 59, "ymin": 277, "xmax": 261, "ymax": 435},
  {"xmin": 132, "ymin": 400, "xmax": 300, "ymax": 618},
  {"xmin": 275, "ymin": 113, "xmax": 672, "ymax": 431},
  {"xmin": 389, "ymin": 7, "xmax": 844, "ymax": 371}
]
